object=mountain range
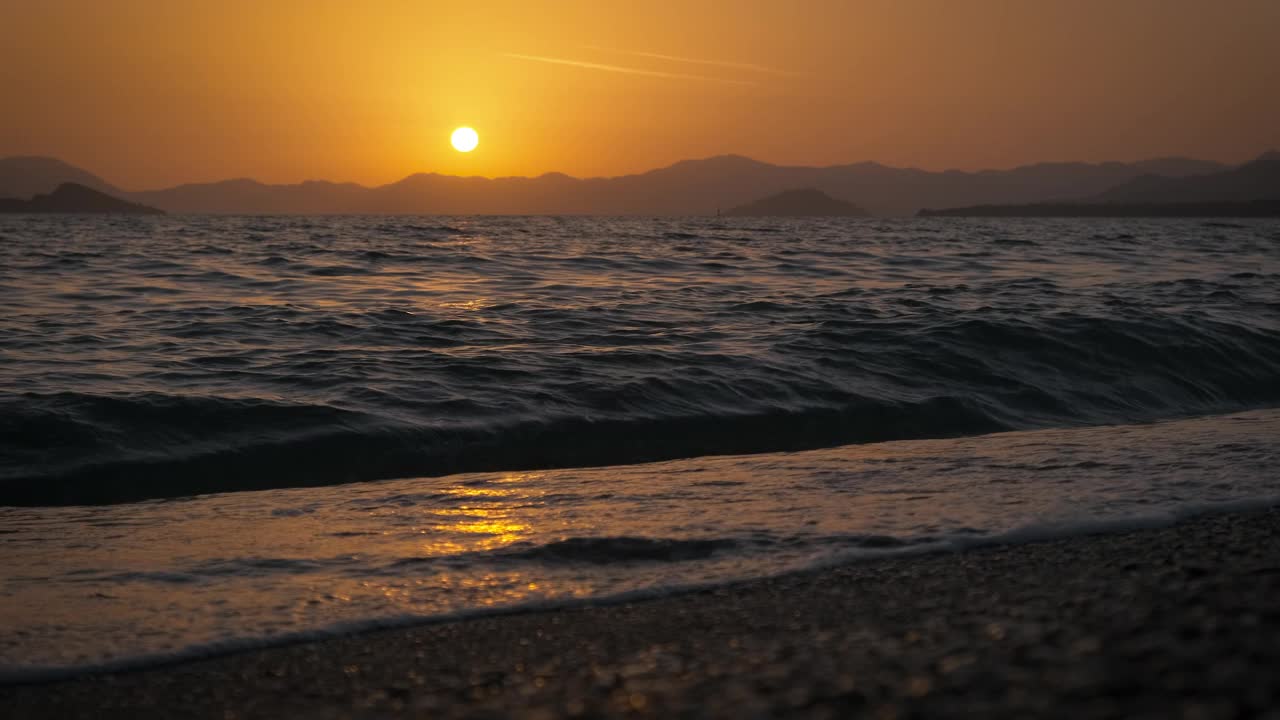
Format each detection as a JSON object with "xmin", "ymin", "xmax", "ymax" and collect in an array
[
  {"xmin": 0, "ymin": 153, "xmax": 1267, "ymax": 217},
  {"xmin": 919, "ymin": 152, "xmax": 1280, "ymax": 217},
  {"xmin": 1090, "ymin": 151, "xmax": 1280, "ymax": 204}
]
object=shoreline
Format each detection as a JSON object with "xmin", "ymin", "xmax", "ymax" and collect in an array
[
  {"xmin": 5, "ymin": 506, "xmax": 1280, "ymax": 718},
  {"xmin": 5, "ymin": 494, "xmax": 1278, "ymax": 688}
]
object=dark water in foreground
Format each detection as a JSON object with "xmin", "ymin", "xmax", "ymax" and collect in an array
[
  {"xmin": 1, "ymin": 216, "xmax": 1277, "ymax": 504},
  {"xmin": 1, "ymin": 215, "xmax": 1278, "ymax": 677}
]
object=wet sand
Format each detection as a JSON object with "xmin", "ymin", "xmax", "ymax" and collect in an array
[{"xmin": 5, "ymin": 506, "xmax": 1280, "ymax": 719}]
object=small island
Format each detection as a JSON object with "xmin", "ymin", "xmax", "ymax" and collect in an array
[
  {"xmin": 725, "ymin": 188, "xmax": 869, "ymax": 217},
  {"xmin": 0, "ymin": 183, "xmax": 164, "ymax": 215}
]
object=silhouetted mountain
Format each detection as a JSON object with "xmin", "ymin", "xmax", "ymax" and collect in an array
[
  {"xmin": 0, "ymin": 183, "xmax": 164, "ymax": 214},
  {"xmin": 726, "ymin": 188, "xmax": 868, "ymax": 216},
  {"xmin": 918, "ymin": 151, "xmax": 1280, "ymax": 217},
  {"xmin": 918, "ymin": 199, "xmax": 1280, "ymax": 218},
  {"xmin": 131, "ymin": 178, "xmax": 369, "ymax": 215},
  {"xmin": 1091, "ymin": 151, "xmax": 1280, "ymax": 204},
  {"xmin": 0, "ymin": 154, "xmax": 1236, "ymax": 216},
  {"xmin": 0, "ymin": 156, "xmax": 119, "ymax": 199}
]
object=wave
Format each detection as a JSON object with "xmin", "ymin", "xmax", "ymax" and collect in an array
[
  {"xmin": 4, "ymin": 216, "xmax": 1279, "ymax": 506},
  {"xmin": 3, "ymin": 308, "xmax": 1280, "ymax": 506},
  {"xmin": 0, "ymin": 395, "xmax": 1005, "ymax": 505},
  {"xmin": 495, "ymin": 536, "xmax": 736, "ymax": 564}
]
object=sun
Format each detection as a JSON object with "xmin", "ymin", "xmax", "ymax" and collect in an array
[{"xmin": 451, "ymin": 127, "xmax": 479, "ymax": 153}]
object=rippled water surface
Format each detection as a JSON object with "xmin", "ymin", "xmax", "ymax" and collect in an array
[
  {"xmin": 2, "ymin": 216, "xmax": 1277, "ymax": 504},
  {"xmin": 1, "ymin": 215, "xmax": 1278, "ymax": 678}
]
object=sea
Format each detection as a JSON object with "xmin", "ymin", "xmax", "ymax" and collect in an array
[{"xmin": 1, "ymin": 215, "xmax": 1277, "ymax": 681}]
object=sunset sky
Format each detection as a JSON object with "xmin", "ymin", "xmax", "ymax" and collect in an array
[{"xmin": 4, "ymin": 0, "xmax": 1278, "ymax": 189}]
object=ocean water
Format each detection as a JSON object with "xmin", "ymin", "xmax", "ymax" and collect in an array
[{"xmin": 1, "ymin": 215, "xmax": 1278, "ymax": 679}]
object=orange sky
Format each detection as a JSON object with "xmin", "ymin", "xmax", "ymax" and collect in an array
[{"xmin": 3, "ymin": 0, "xmax": 1278, "ymax": 189}]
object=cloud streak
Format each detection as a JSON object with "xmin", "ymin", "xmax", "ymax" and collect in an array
[
  {"xmin": 585, "ymin": 46, "xmax": 798, "ymax": 76},
  {"xmin": 504, "ymin": 54, "xmax": 757, "ymax": 86}
]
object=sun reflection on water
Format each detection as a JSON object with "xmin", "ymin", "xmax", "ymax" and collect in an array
[{"xmin": 409, "ymin": 475, "xmax": 545, "ymax": 555}]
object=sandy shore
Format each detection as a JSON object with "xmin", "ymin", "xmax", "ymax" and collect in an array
[{"xmin": 5, "ymin": 506, "xmax": 1280, "ymax": 719}]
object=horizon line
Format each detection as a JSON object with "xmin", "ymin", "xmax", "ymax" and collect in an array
[{"xmin": 4, "ymin": 150, "xmax": 1272, "ymax": 193}]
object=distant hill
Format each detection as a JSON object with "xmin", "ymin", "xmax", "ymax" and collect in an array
[
  {"xmin": 918, "ymin": 151, "xmax": 1280, "ymax": 217},
  {"xmin": 1090, "ymin": 151, "xmax": 1280, "ymax": 204},
  {"xmin": 0, "ymin": 183, "xmax": 164, "ymax": 214},
  {"xmin": 130, "ymin": 178, "xmax": 370, "ymax": 215},
  {"xmin": 0, "ymin": 153, "xmax": 1237, "ymax": 216},
  {"xmin": 726, "ymin": 188, "xmax": 868, "ymax": 216},
  {"xmin": 0, "ymin": 156, "xmax": 118, "ymax": 199},
  {"xmin": 918, "ymin": 199, "xmax": 1280, "ymax": 218}
]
